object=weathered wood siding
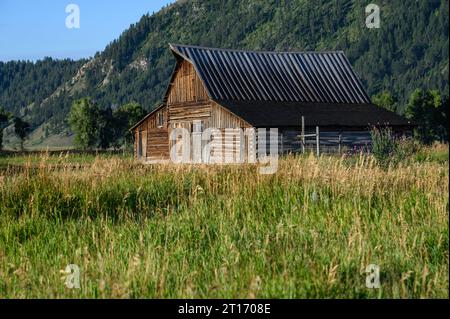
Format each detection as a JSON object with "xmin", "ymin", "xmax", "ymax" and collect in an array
[
  {"xmin": 168, "ymin": 102, "xmax": 212, "ymax": 157},
  {"xmin": 146, "ymin": 107, "xmax": 168, "ymax": 129},
  {"xmin": 279, "ymin": 128, "xmax": 413, "ymax": 154},
  {"xmin": 167, "ymin": 60, "xmax": 209, "ymax": 105},
  {"xmin": 160, "ymin": 60, "xmax": 252, "ymax": 162},
  {"xmin": 280, "ymin": 128, "xmax": 371, "ymax": 154},
  {"xmin": 169, "ymin": 102, "xmax": 211, "ymax": 124},
  {"xmin": 134, "ymin": 106, "xmax": 169, "ymax": 161},
  {"xmin": 166, "ymin": 61, "xmax": 249, "ymax": 128},
  {"xmin": 147, "ymin": 128, "xmax": 169, "ymax": 160},
  {"xmin": 210, "ymin": 101, "xmax": 251, "ymax": 129}
]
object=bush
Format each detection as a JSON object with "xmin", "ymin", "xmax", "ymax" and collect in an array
[
  {"xmin": 371, "ymin": 127, "xmax": 397, "ymax": 165},
  {"xmin": 395, "ymin": 137, "xmax": 421, "ymax": 162},
  {"xmin": 370, "ymin": 127, "xmax": 419, "ymax": 166}
]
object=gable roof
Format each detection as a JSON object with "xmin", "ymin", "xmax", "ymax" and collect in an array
[{"xmin": 170, "ymin": 44, "xmax": 371, "ymax": 104}]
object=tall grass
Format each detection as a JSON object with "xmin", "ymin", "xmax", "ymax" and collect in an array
[{"xmin": 0, "ymin": 152, "xmax": 448, "ymax": 298}]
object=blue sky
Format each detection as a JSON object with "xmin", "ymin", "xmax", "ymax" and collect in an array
[{"xmin": 0, "ymin": 0, "xmax": 175, "ymax": 61}]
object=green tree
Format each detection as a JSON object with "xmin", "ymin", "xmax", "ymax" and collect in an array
[
  {"xmin": 405, "ymin": 89, "xmax": 448, "ymax": 144},
  {"xmin": 0, "ymin": 107, "xmax": 10, "ymax": 150},
  {"xmin": 68, "ymin": 98, "xmax": 100, "ymax": 150},
  {"xmin": 13, "ymin": 117, "xmax": 31, "ymax": 151},
  {"xmin": 97, "ymin": 106, "xmax": 115, "ymax": 150},
  {"xmin": 436, "ymin": 95, "xmax": 449, "ymax": 142},
  {"xmin": 112, "ymin": 102, "xmax": 146, "ymax": 148},
  {"xmin": 372, "ymin": 91, "xmax": 398, "ymax": 113}
]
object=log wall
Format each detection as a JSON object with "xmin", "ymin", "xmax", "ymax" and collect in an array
[
  {"xmin": 134, "ymin": 106, "xmax": 169, "ymax": 161},
  {"xmin": 280, "ymin": 129, "xmax": 372, "ymax": 154}
]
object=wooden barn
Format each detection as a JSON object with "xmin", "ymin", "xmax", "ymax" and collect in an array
[{"xmin": 131, "ymin": 44, "xmax": 413, "ymax": 162}]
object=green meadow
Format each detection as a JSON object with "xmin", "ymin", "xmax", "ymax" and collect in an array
[{"xmin": 0, "ymin": 146, "xmax": 448, "ymax": 298}]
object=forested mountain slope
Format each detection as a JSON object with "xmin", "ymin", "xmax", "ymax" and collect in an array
[{"xmin": 0, "ymin": 0, "xmax": 448, "ymax": 148}]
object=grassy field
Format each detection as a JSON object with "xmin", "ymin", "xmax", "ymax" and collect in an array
[
  {"xmin": 0, "ymin": 151, "xmax": 129, "ymax": 167},
  {"xmin": 0, "ymin": 147, "xmax": 448, "ymax": 298}
]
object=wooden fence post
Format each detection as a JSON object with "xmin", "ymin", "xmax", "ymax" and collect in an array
[
  {"xmin": 301, "ymin": 116, "xmax": 305, "ymax": 154},
  {"xmin": 338, "ymin": 133, "xmax": 342, "ymax": 154},
  {"xmin": 316, "ymin": 126, "xmax": 320, "ymax": 157}
]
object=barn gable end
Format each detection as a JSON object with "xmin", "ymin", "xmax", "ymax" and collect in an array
[{"xmin": 134, "ymin": 57, "xmax": 251, "ymax": 162}]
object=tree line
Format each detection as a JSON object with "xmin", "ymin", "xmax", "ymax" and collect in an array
[
  {"xmin": 1, "ymin": 99, "xmax": 146, "ymax": 152},
  {"xmin": 67, "ymin": 98, "xmax": 146, "ymax": 150},
  {"xmin": 1, "ymin": 99, "xmax": 147, "ymax": 152},
  {"xmin": 373, "ymin": 89, "xmax": 448, "ymax": 144},
  {"xmin": 0, "ymin": 58, "xmax": 85, "ymax": 129}
]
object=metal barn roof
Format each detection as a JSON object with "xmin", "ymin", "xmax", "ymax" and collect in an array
[{"xmin": 170, "ymin": 44, "xmax": 371, "ymax": 104}]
